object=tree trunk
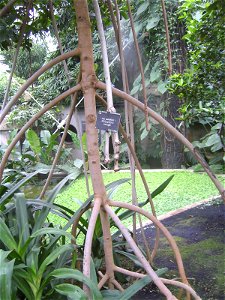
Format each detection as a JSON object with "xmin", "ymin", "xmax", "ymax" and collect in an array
[{"xmin": 161, "ymin": 93, "xmax": 184, "ymax": 168}]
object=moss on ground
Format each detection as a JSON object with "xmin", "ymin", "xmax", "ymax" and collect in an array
[{"xmin": 150, "ymin": 234, "xmax": 224, "ymax": 298}]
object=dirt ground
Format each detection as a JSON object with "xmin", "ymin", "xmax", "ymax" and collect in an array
[{"xmin": 132, "ymin": 199, "xmax": 224, "ymax": 300}]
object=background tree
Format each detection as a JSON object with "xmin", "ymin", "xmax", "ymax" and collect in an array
[
  {"xmin": 1, "ymin": 42, "xmax": 47, "ymax": 80},
  {"xmin": 169, "ymin": 0, "xmax": 225, "ymax": 172},
  {"xmin": 129, "ymin": 0, "xmax": 187, "ymax": 168}
]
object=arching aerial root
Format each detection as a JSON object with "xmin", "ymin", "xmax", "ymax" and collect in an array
[
  {"xmin": 72, "ymin": 197, "xmax": 202, "ymax": 299},
  {"xmin": 96, "ymin": 81, "xmax": 225, "ymax": 202}
]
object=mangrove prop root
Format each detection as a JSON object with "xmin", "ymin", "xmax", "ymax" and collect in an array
[
  {"xmin": 96, "ymin": 81, "xmax": 225, "ymax": 201},
  {"xmin": 96, "ymin": 93, "xmax": 160, "ymax": 261},
  {"xmin": 0, "ymin": 84, "xmax": 81, "ymax": 182},
  {"xmin": 108, "ymin": 200, "xmax": 189, "ymax": 288},
  {"xmin": 104, "ymin": 203, "xmax": 177, "ymax": 299},
  {"xmin": 161, "ymin": 278, "xmax": 201, "ymax": 300},
  {"xmin": 82, "ymin": 198, "xmax": 101, "ymax": 296},
  {"xmin": 127, "ymin": 0, "xmax": 149, "ymax": 131},
  {"xmin": 0, "ymin": 49, "xmax": 80, "ymax": 124}
]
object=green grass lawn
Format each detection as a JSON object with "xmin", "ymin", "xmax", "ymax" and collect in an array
[{"xmin": 52, "ymin": 170, "xmax": 224, "ymax": 229}]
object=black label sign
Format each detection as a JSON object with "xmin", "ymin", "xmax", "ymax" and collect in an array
[{"xmin": 96, "ymin": 111, "xmax": 121, "ymax": 132}]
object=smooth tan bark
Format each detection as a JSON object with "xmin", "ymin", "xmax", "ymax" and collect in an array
[
  {"xmin": 104, "ymin": 203, "xmax": 177, "ymax": 299},
  {"xmin": 74, "ymin": 0, "xmax": 117, "ymax": 295},
  {"xmin": 108, "ymin": 200, "xmax": 189, "ymax": 288}
]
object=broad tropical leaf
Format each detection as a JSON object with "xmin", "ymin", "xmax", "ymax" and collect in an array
[
  {"xmin": 0, "ymin": 250, "xmax": 14, "ymax": 300},
  {"xmin": 0, "ymin": 218, "xmax": 18, "ymax": 251},
  {"xmin": 49, "ymin": 268, "xmax": 103, "ymax": 300},
  {"xmin": 55, "ymin": 283, "xmax": 87, "ymax": 300}
]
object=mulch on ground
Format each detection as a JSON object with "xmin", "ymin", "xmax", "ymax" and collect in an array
[{"xmin": 132, "ymin": 199, "xmax": 224, "ymax": 300}]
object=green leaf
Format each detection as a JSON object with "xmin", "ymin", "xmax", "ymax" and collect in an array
[
  {"xmin": 0, "ymin": 170, "xmax": 44, "ymax": 207},
  {"xmin": 46, "ymin": 198, "xmax": 92, "ymax": 250},
  {"xmin": 40, "ymin": 130, "xmax": 51, "ymax": 145},
  {"xmin": 106, "ymin": 178, "xmax": 130, "ymax": 193},
  {"xmin": 25, "ymin": 200, "xmax": 71, "ymax": 219},
  {"xmin": 49, "ymin": 268, "xmax": 102, "ymax": 300},
  {"xmin": 13, "ymin": 270, "xmax": 35, "ymax": 299},
  {"xmin": 102, "ymin": 290, "xmax": 121, "ymax": 299},
  {"xmin": 141, "ymin": 127, "xmax": 149, "ymax": 140},
  {"xmin": 26, "ymin": 129, "xmax": 41, "ymax": 155},
  {"xmin": 90, "ymin": 258, "xmax": 98, "ymax": 287},
  {"xmin": 0, "ymin": 218, "xmax": 18, "ymax": 251},
  {"xmin": 205, "ymin": 133, "xmax": 222, "ymax": 151},
  {"xmin": 32, "ymin": 173, "xmax": 74, "ymax": 234},
  {"xmin": 150, "ymin": 61, "xmax": 161, "ymax": 82},
  {"xmin": 116, "ymin": 175, "xmax": 174, "ymax": 223},
  {"xmin": 82, "ymin": 132, "xmax": 87, "ymax": 153},
  {"xmin": 55, "ymin": 283, "xmax": 87, "ymax": 300},
  {"xmin": 46, "ymin": 132, "xmax": 58, "ymax": 156},
  {"xmin": 31, "ymin": 227, "xmax": 75, "ymax": 241},
  {"xmin": 107, "ymin": 178, "xmax": 130, "ymax": 199},
  {"xmin": 119, "ymin": 268, "xmax": 168, "ymax": 300},
  {"xmin": 68, "ymin": 130, "xmax": 80, "ymax": 147},
  {"xmin": 130, "ymin": 83, "xmax": 141, "ymax": 96},
  {"xmin": 38, "ymin": 244, "xmax": 74, "ymax": 276},
  {"xmin": 136, "ymin": 2, "xmax": 149, "ymax": 16},
  {"xmin": 115, "ymin": 250, "xmax": 143, "ymax": 268},
  {"xmin": 146, "ymin": 16, "xmax": 160, "ymax": 30},
  {"xmin": 74, "ymin": 159, "xmax": 83, "ymax": 169},
  {"xmin": 0, "ymin": 250, "xmax": 15, "ymax": 300},
  {"xmin": 15, "ymin": 193, "xmax": 30, "ymax": 250},
  {"xmin": 157, "ymin": 80, "xmax": 168, "ymax": 94},
  {"xmin": 151, "ymin": 175, "xmax": 174, "ymax": 199}
]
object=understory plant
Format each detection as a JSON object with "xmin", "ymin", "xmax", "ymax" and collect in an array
[
  {"xmin": 0, "ymin": 170, "xmax": 173, "ymax": 299},
  {"xmin": 0, "ymin": 172, "xmax": 101, "ymax": 300},
  {"xmin": 0, "ymin": 128, "xmax": 83, "ymax": 177},
  {"xmin": 73, "ymin": 176, "xmax": 174, "ymax": 283}
]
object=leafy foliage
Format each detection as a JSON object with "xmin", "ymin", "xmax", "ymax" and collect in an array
[
  {"xmin": 0, "ymin": 72, "xmax": 25, "ymax": 105},
  {"xmin": 0, "ymin": 0, "xmax": 52, "ymax": 50},
  {"xmin": 169, "ymin": 0, "xmax": 225, "ymax": 124},
  {"xmin": 0, "ymin": 171, "xmax": 101, "ymax": 300},
  {"xmin": 1, "ymin": 42, "xmax": 47, "ymax": 80},
  {"xmin": 168, "ymin": 0, "xmax": 225, "ymax": 171},
  {"xmin": 130, "ymin": 0, "xmax": 185, "ymax": 98}
]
